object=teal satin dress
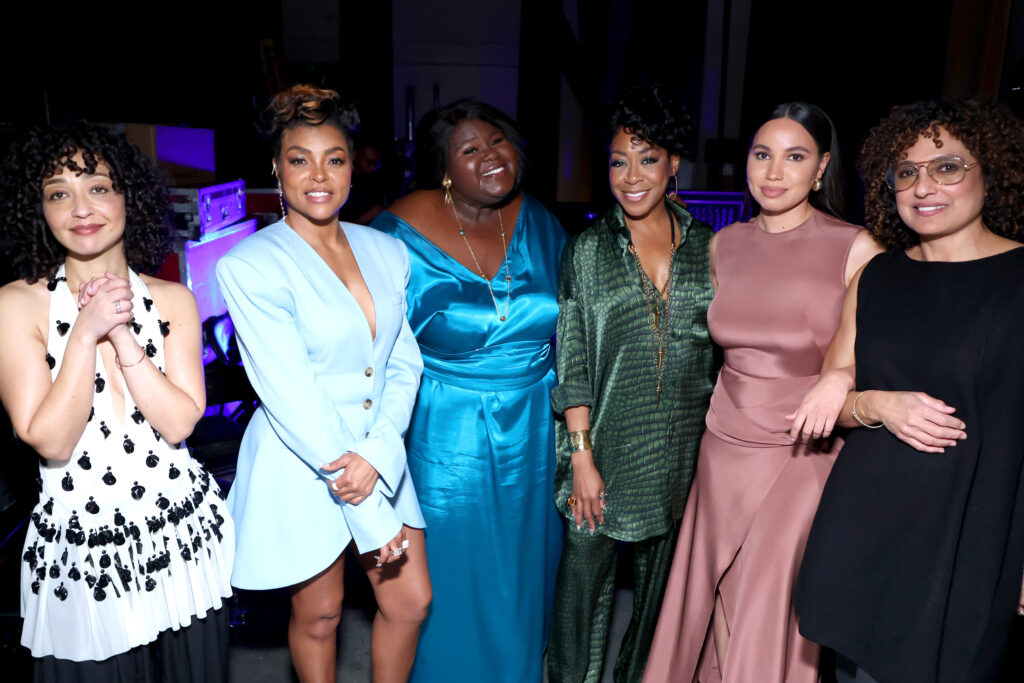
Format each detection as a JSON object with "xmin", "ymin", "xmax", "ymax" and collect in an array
[{"xmin": 372, "ymin": 194, "xmax": 565, "ymax": 683}]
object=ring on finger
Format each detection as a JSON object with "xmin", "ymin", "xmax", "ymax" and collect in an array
[
  {"xmin": 390, "ymin": 547, "xmax": 404, "ymax": 557},
  {"xmin": 114, "ymin": 299, "xmax": 122, "ymax": 314},
  {"xmin": 567, "ymin": 497, "xmax": 577, "ymax": 506}
]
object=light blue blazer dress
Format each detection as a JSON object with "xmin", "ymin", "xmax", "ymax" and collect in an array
[{"xmin": 215, "ymin": 219, "xmax": 425, "ymax": 589}]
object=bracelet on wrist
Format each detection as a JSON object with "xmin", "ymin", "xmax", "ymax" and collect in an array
[
  {"xmin": 852, "ymin": 391, "xmax": 884, "ymax": 429},
  {"xmin": 568, "ymin": 429, "xmax": 593, "ymax": 454},
  {"xmin": 115, "ymin": 345, "xmax": 147, "ymax": 369}
]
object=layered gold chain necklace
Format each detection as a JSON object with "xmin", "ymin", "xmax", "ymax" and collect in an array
[
  {"xmin": 627, "ymin": 210, "xmax": 677, "ymax": 404},
  {"xmin": 451, "ymin": 205, "xmax": 512, "ymax": 322}
]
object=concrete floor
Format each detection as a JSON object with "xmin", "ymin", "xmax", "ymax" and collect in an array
[{"xmin": 228, "ymin": 588, "xmax": 634, "ymax": 683}]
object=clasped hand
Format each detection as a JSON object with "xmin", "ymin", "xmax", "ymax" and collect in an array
[
  {"xmin": 75, "ymin": 273, "xmax": 134, "ymax": 344},
  {"xmin": 320, "ymin": 452, "xmax": 379, "ymax": 505}
]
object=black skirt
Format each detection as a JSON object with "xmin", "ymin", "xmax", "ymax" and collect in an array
[{"xmin": 33, "ymin": 605, "xmax": 229, "ymax": 683}]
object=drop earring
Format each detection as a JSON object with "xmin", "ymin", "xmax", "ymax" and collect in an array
[
  {"xmin": 812, "ymin": 178, "xmax": 823, "ymax": 192},
  {"xmin": 272, "ymin": 162, "xmax": 287, "ymax": 218},
  {"xmin": 442, "ymin": 174, "xmax": 453, "ymax": 205}
]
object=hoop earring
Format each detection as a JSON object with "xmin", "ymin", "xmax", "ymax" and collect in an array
[
  {"xmin": 277, "ymin": 181, "xmax": 288, "ymax": 218},
  {"xmin": 812, "ymin": 178, "xmax": 823, "ymax": 192},
  {"xmin": 442, "ymin": 174, "xmax": 453, "ymax": 205},
  {"xmin": 666, "ymin": 174, "xmax": 679, "ymax": 199}
]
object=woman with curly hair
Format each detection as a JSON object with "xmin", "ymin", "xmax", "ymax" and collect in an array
[
  {"xmin": 643, "ymin": 102, "xmax": 882, "ymax": 683},
  {"xmin": 794, "ymin": 99, "xmax": 1024, "ymax": 682},
  {"xmin": 371, "ymin": 100, "xmax": 564, "ymax": 683},
  {"xmin": 0, "ymin": 123, "xmax": 234, "ymax": 681},
  {"xmin": 546, "ymin": 85, "xmax": 717, "ymax": 682},
  {"xmin": 216, "ymin": 84, "xmax": 430, "ymax": 682}
]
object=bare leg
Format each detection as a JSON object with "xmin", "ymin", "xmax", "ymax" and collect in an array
[
  {"xmin": 358, "ymin": 527, "xmax": 432, "ymax": 683},
  {"xmin": 288, "ymin": 552, "xmax": 346, "ymax": 683},
  {"xmin": 713, "ymin": 591, "xmax": 730, "ymax": 674}
]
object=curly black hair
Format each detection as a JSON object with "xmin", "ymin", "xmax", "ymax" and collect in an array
[
  {"xmin": 257, "ymin": 84, "xmax": 360, "ymax": 159},
  {"xmin": 413, "ymin": 99, "xmax": 526, "ymax": 195},
  {"xmin": 859, "ymin": 98, "xmax": 1024, "ymax": 249},
  {"xmin": 607, "ymin": 85, "xmax": 693, "ymax": 157},
  {"xmin": 0, "ymin": 122, "xmax": 173, "ymax": 283}
]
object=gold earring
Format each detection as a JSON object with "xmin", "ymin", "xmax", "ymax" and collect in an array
[
  {"xmin": 812, "ymin": 178, "xmax": 823, "ymax": 192},
  {"xmin": 666, "ymin": 175, "xmax": 679, "ymax": 199},
  {"xmin": 442, "ymin": 174, "xmax": 453, "ymax": 205}
]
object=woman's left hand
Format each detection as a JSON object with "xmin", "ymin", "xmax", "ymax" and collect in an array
[
  {"xmin": 371, "ymin": 527, "xmax": 409, "ymax": 568},
  {"xmin": 788, "ymin": 368, "xmax": 855, "ymax": 441},
  {"xmin": 321, "ymin": 452, "xmax": 379, "ymax": 504}
]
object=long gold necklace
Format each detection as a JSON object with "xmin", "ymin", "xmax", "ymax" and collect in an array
[
  {"xmin": 628, "ymin": 211, "xmax": 677, "ymax": 404},
  {"xmin": 452, "ymin": 205, "xmax": 512, "ymax": 322}
]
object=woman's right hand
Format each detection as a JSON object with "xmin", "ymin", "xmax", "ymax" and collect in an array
[
  {"xmin": 75, "ymin": 274, "xmax": 133, "ymax": 343},
  {"xmin": 860, "ymin": 390, "xmax": 967, "ymax": 453},
  {"xmin": 569, "ymin": 450, "xmax": 606, "ymax": 532}
]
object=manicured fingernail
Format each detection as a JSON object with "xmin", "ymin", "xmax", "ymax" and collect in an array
[
  {"xmin": 402, "ymin": 539, "xmax": 409, "ymax": 550},
  {"xmin": 589, "ymin": 528, "xmax": 595, "ymax": 536}
]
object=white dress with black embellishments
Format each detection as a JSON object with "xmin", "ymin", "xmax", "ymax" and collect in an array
[{"xmin": 20, "ymin": 265, "xmax": 234, "ymax": 662}]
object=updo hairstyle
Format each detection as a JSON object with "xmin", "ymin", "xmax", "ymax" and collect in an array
[
  {"xmin": 413, "ymin": 100, "xmax": 525, "ymax": 194},
  {"xmin": 257, "ymin": 84, "xmax": 361, "ymax": 158}
]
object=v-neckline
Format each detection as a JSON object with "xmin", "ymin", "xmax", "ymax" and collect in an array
[
  {"xmin": 388, "ymin": 199, "xmax": 525, "ymax": 284},
  {"xmin": 284, "ymin": 222, "xmax": 378, "ymax": 343},
  {"xmin": 58, "ymin": 267, "xmax": 133, "ymax": 430}
]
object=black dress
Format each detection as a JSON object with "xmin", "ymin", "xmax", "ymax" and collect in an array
[{"xmin": 796, "ymin": 249, "xmax": 1024, "ymax": 683}]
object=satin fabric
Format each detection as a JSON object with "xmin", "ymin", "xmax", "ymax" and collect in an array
[
  {"xmin": 645, "ymin": 211, "xmax": 863, "ymax": 683},
  {"xmin": 372, "ymin": 194, "xmax": 565, "ymax": 683}
]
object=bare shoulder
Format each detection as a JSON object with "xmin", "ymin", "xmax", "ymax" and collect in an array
[
  {"xmin": 139, "ymin": 275, "xmax": 199, "ymax": 321},
  {"xmin": 387, "ymin": 190, "xmax": 439, "ymax": 225},
  {"xmin": 0, "ymin": 278, "xmax": 48, "ymax": 324},
  {"xmin": 845, "ymin": 230, "xmax": 885, "ymax": 285},
  {"xmin": 0, "ymin": 280, "xmax": 49, "ymax": 358}
]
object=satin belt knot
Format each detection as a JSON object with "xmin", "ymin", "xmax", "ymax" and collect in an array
[{"xmin": 421, "ymin": 340, "xmax": 553, "ymax": 390}]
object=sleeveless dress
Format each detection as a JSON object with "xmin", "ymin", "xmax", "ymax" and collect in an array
[
  {"xmin": 20, "ymin": 266, "xmax": 234, "ymax": 662},
  {"xmin": 796, "ymin": 249, "xmax": 1024, "ymax": 683},
  {"xmin": 372, "ymin": 194, "xmax": 565, "ymax": 683},
  {"xmin": 644, "ymin": 211, "xmax": 862, "ymax": 682}
]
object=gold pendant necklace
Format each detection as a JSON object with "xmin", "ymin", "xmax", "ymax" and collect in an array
[
  {"xmin": 628, "ymin": 211, "xmax": 677, "ymax": 404},
  {"xmin": 452, "ymin": 204, "xmax": 512, "ymax": 322}
]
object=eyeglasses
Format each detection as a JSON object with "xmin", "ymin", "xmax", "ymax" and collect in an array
[{"xmin": 885, "ymin": 155, "xmax": 980, "ymax": 192}]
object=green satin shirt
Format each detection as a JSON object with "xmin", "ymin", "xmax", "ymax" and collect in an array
[{"xmin": 550, "ymin": 200, "xmax": 716, "ymax": 541}]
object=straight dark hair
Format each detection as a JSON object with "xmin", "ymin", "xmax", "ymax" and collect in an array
[{"xmin": 760, "ymin": 102, "xmax": 845, "ymax": 219}]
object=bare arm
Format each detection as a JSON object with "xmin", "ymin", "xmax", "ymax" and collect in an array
[
  {"xmin": 113, "ymin": 276, "xmax": 205, "ymax": 443},
  {"xmin": 0, "ymin": 279, "xmax": 127, "ymax": 461}
]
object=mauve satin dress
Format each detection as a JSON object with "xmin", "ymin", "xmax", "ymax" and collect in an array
[{"xmin": 643, "ymin": 210, "xmax": 863, "ymax": 683}]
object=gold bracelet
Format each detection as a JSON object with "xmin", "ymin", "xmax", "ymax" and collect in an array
[
  {"xmin": 115, "ymin": 345, "xmax": 147, "ymax": 370},
  {"xmin": 852, "ymin": 391, "xmax": 884, "ymax": 429},
  {"xmin": 568, "ymin": 429, "xmax": 593, "ymax": 454}
]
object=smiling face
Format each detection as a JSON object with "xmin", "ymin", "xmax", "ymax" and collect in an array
[
  {"xmin": 276, "ymin": 123, "xmax": 352, "ymax": 227},
  {"xmin": 608, "ymin": 128, "xmax": 680, "ymax": 221},
  {"xmin": 41, "ymin": 157, "xmax": 126, "ymax": 261},
  {"xmin": 445, "ymin": 118, "xmax": 519, "ymax": 206},
  {"xmin": 747, "ymin": 117, "xmax": 829, "ymax": 221},
  {"xmin": 894, "ymin": 128, "xmax": 985, "ymax": 243}
]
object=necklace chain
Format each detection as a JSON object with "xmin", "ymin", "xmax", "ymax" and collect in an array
[
  {"xmin": 451, "ymin": 203, "xmax": 512, "ymax": 322},
  {"xmin": 628, "ymin": 211, "xmax": 677, "ymax": 404}
]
